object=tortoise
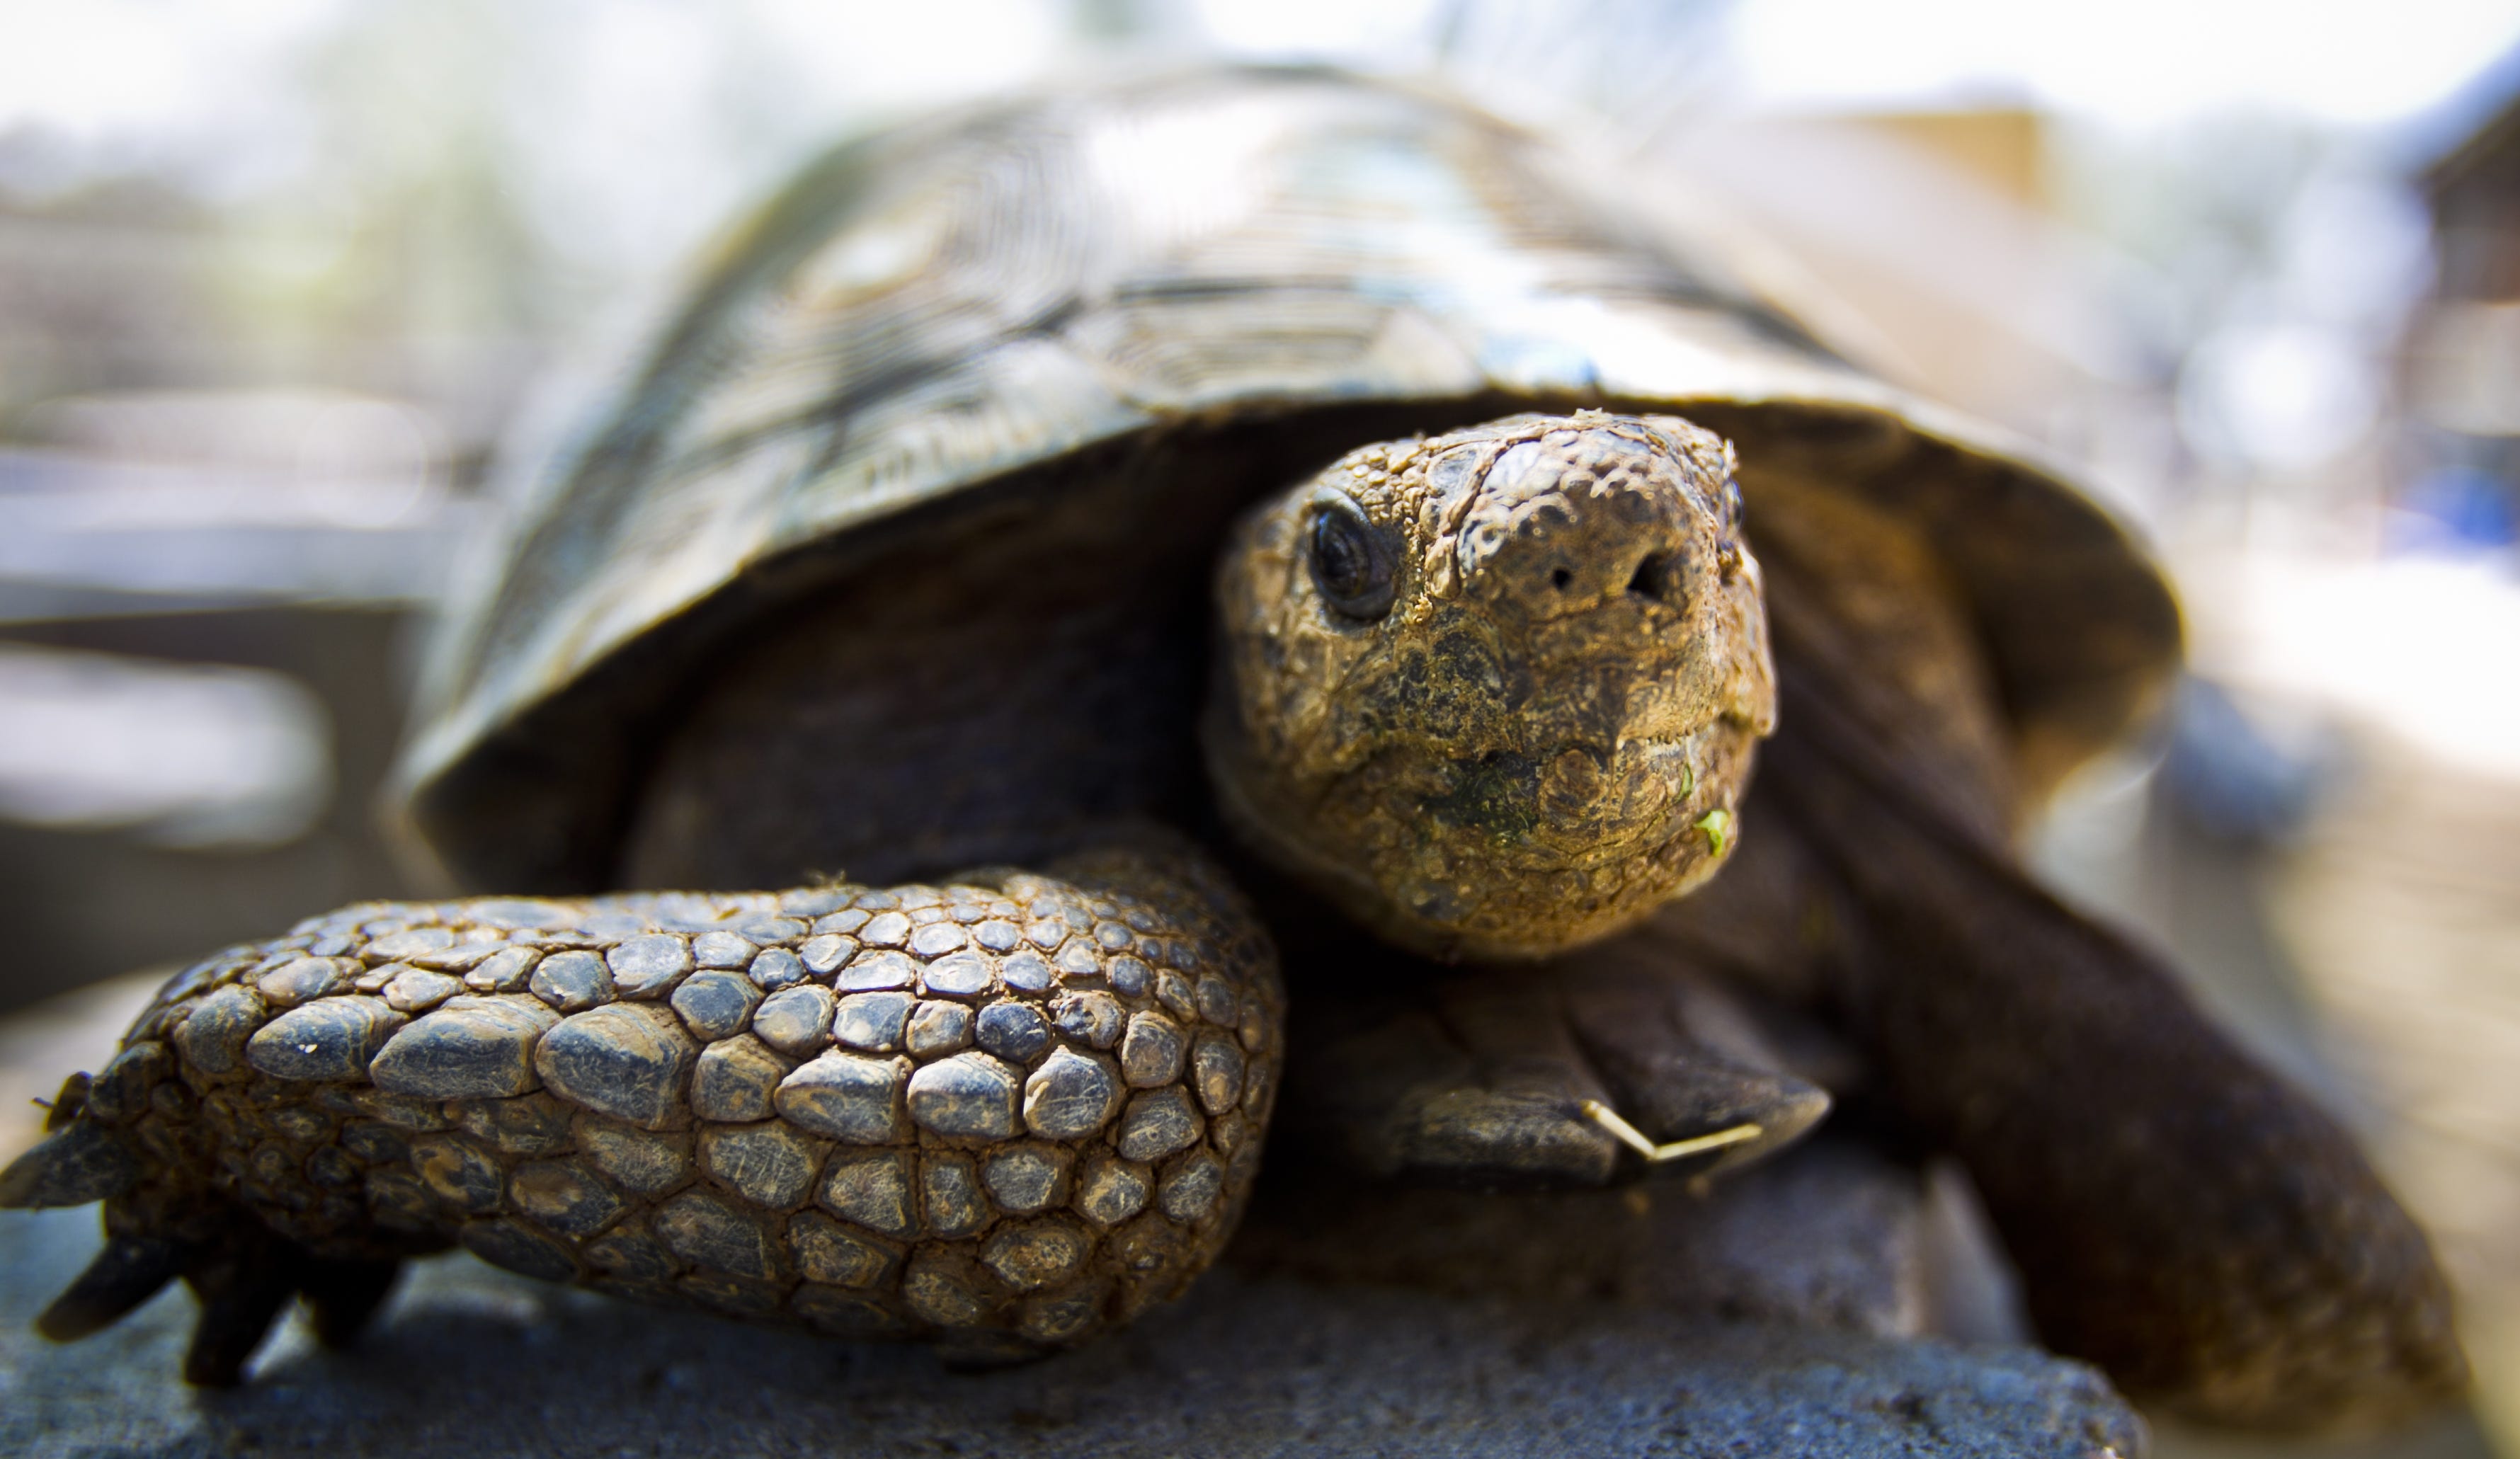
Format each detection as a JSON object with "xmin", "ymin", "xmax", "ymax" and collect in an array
[{"xmin": 0, "ymin": 65, "xmax": 2462, "ymax": 1430}]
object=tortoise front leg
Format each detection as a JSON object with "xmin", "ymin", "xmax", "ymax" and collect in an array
[
  {"xmin": 1284, "ymin": 946, "xmax": 1830, "ymax": 1190},
  {"xmin": 1, "ymin": 842, "xmax": 1280, "ymax": 1383}
]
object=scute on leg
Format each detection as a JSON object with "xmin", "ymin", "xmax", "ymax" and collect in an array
[{"xmin": 11, "ymin": 837, "xmax": 1283, "ymax": 1383}]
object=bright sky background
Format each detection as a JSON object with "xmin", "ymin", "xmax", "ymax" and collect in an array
[
  {"xmin": 0, "ymin": 0, "xmax": 330, "ymax": 144},
  {"xmin": 1728, "ymin": 0, "xmax": 2520, "ymax": 127},
  {"xmin": 5, "ymin": 0, "xmax": 2518, "ymax": 151}
]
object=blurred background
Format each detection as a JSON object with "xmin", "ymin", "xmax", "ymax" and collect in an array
[{"xmin": 0, "ymin": 0, "xmax": 2514, "ymax": 1450}]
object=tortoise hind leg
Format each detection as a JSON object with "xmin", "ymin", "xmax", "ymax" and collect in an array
[{"xmin": 1764, "ymin": 692, "xmax": 2468, "ymax": 1431}]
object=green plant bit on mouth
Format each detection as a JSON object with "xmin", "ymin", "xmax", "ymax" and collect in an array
[{"xmin": 1694, "ymin": 808, "xmax": 1733, "ymax": 857}]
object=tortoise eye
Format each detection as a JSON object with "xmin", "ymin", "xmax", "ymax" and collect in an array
[
  {"xmin": 1717, "ymin": 476, "xmax": 1747, "ymax": 581},
  {"xmin": 1307, "ymin": 496, "xmax": 1396, "ymax": 621}
]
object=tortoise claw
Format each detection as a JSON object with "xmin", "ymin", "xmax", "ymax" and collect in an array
[
  {"xmin": 298, "ymin": 1257, "xmax": 404, "ymax": 1350},
  {"xmin": 179, "ymin": 1230, "xmax": 304, "ymax": 1388},
  {"xmin": 0, "ymin": 1120, "xmax": 141, "ymax": 1210},
  {"xmin": 1296, "ymin": 961, "xmax": 1830, "ymax": 1189},
  {"xmin": 1373, "ymin": 1075, "xmax": 1628, "ymax": 1187},
  {"xmin": 1563, "ymin": 977, "xmax": 1831, "ymax": 1179},
  {"xmin": 35, "ymin": 1235, "xmax": 195, "ymax": 1341}
]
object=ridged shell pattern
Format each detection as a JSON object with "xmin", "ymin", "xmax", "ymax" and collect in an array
[{"xmin": 397, "ymin": 67, "xmax": 2184, "ymax": 898}]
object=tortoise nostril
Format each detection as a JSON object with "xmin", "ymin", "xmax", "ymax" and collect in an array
[
  {"xmin": 1628, "ymin": 555, "xmax": 1666, "ymax": 601},
  {"xmin": 1550, "ymin": 567, "xmax": 1572, "ymax": 590}
]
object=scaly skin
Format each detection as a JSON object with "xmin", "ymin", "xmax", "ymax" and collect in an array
[
  {"xmin": 4, "ymin": 410, "xmax": 1798, "ymax": 1387},
  {"xmin": 17, "ymin": 405, "xmax": 2465, "ymax": 1431},
  {"xmin": 1207, "ymin": 411, "xmax": 1776, "ymax": 961},
  {"xmin": 4, "ymin": 846, "xmax": 1281, "ymax": 1381}
]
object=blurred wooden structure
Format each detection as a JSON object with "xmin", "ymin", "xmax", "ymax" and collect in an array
[{"xmin": 2406, "ymin": 50, "xmax": 2520, "ymax": 510}]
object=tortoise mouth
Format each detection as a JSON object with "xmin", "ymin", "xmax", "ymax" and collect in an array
[
  {"xmin": 1235, "ymin": 713, "xmax": 1757, "ymax": 959},
  {"xmin": 1396, "ymin": 733, "xmax": 1711, "ymax": 871}
]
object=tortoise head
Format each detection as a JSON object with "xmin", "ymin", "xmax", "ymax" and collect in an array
[{"xmin": 1206, "ymin": 411, "xmax": 1777, "ymax": 961}]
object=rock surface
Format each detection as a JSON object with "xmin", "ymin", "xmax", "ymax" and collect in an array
[
  {"xmin": 1, "ymin": 971, "xmax": 2144, "ymax": 1456},
  {"xmin": 1233, "ymin": 1135, "xmax": 1937, "ymax": 1334},
  {"xmin": 3, "ymin": 1201, "xmax": 2143, "ymax": 1458}
]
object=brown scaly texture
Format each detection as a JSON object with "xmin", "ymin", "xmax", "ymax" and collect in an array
[
  {"xmin": 1208, "ymin": 411, "xmax": 1775, "ymax": 961},
  {"xmin": 5, "ymin": 847, "xmax": 1279, "ymax": 1380}
]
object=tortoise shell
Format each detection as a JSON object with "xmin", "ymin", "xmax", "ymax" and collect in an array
[{"xmin": 397, "ymin": 64, "xmax": 2178, "ymax": 893}]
